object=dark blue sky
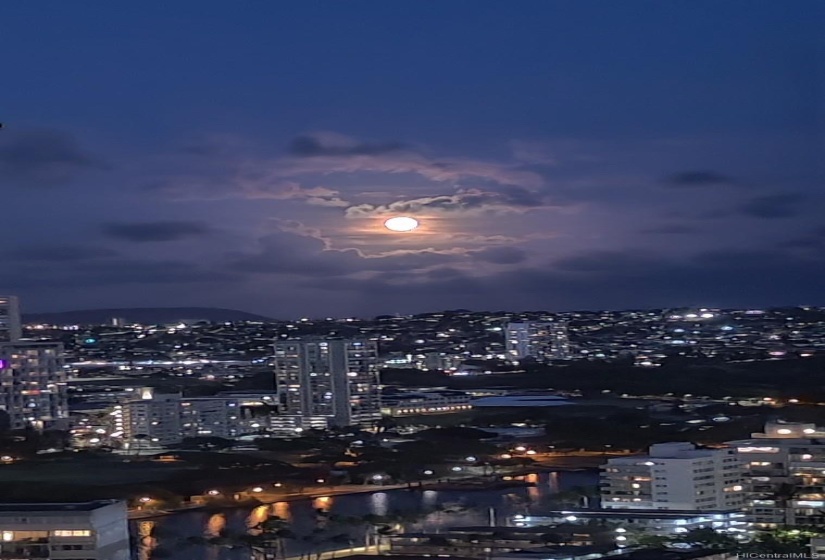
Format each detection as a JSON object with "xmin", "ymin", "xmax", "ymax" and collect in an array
[{"xmin": 2, "ymin": 1, "xmax": 823, "ymax": 318}]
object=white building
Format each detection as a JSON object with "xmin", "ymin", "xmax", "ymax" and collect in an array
[
  {"xmin": 118, "ymin": 388, "xmax": 182, "ymax": 447},
  {"xmin": 0, "ymin": 341, "xmax": 68, "ymax": 430},
  {"xmin": 600, "ymin": 442, "xmax": 744, "ymax": 511},
  {"xmin": 0, "ymin": 500, "xmax": 130, "ymax": 560},
  {"xmin": 512, "ymin": 509, "xmax": 747, "ymax": 538},
  {"xmin": 0, "ymin": 296, "xmax": 21, "ymax": 342},
  {"xmin": 273, "ymin": 338, "xmax": 381, "ymax": 428},
  {"xmin": 180, "ymin": 392, "xmax": 278, "ymax": 439},
  {"xmin": 505, "ymin": 321, "xmax": 571, "ymax": 362},
  {"xmin": 728, "ymin": 421, "xmax": 825, "ymax": 528}
]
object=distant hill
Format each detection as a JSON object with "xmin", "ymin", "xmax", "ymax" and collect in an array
[{"xmin": 24, "ymin": 307, "xmax": 274, "ymax": 325}]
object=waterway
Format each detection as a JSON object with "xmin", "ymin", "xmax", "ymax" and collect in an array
[{"xmin": 132, "ymin": 471, "xmax": 598, "ymax": 560}]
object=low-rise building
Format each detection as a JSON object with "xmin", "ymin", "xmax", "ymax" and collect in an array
[
  {"xmin": 0, "ymin": 500, "xmax": 130, "ymax": 560},
  {"xmin": 381, "ymin": 389, "xmax": 473, "ymax": 417}
]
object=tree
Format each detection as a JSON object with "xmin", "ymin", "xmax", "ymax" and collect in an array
[{"xmin": 675, "ymin": 528, "xmax": 737, "ymax": 549}]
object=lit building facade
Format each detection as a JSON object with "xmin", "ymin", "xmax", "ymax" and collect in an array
[
  {"xmin": 505, "ymin": 321, "xmax": 571, "ymax": 362},
  {"xmin": 0, "ymin": 500, "xmax": 130, "ymax": 560},
  {"xmin": 273, "ymin": 338, "xmax": 381, "ymax": 428},
  {"xmin": 118, "ymin": 389, "xmax": 287, "ymax": 445},
  {"xmin": 0, "ymin": 341, "xmax": 67, "ymax": 430},
  {"xmin": 729, "ymin": 422, "xmax": 825, "ymax": 528},
  {"xmin": 0, "ymin": 296, "xmax": 21, "ymax": 342},
  {"xmin": 180, "ymin": 392, "xmax": 278, "ymax": 439},
  {"xmin": 119, "ymin": 389, "xmax": 182, "ymax": 447},
  {"xmin": 381, "ymin": 389, "xmax": 473, "ymax": 417},
  {"xmin": 601, "ymin": 442, "xmax": 744, "ymax": 511}
]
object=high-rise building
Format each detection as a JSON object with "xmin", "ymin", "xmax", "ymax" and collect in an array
[
  {"xmin": 505, "ymin": 321, "xmax": 571, "ymax": 362},
  {"xmin": 273, "ymin": 338, "xmax": 381, "ymax": 428},
  {"xmin": 728, "ymin": 422, "xmax": 825, "ymax": 528},
  {"xmin": 600, "ymin": 442, "xmax": 744, "ymax": 511},
  {"xmin": 0, "ymin": 296, "xmax": 22, "ymax": 342},
  {"xmin": 0, "ymin": 500, "xmax": 130, "ymax": 560},
  {"xmin": 0, "ymin": 341, "xmax": 68, "ymax": 430}
]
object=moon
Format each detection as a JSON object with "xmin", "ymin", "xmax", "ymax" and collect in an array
[{"xmin": 384, "ymin": 216, "xmax": 419, "ymax": 232}]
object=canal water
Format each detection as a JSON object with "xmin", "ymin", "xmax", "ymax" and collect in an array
[{"xmin": 133, "ymin": 471, "xmax": 598, "ymax": 560}]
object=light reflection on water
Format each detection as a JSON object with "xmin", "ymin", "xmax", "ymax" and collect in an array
[
  {"xmin": 247, "ymin": 505, "xmax": 269, "ymax": 528},
  {"xmin": 370, "ymin": 492, "xmax": 388, "ymax": 516},
  {"xmin": 272, "ymin": 501, "xmax": 291, "ymax": 522},
  {"xmin": 312, "ymin": 496, "xmax": 333, "ymax": 512},
  {"xmin": 133, "ymin": 470, "xmax": 597, "ymax": 560},
  {"xmin": 136, "ymin": 521, "xmax": 156, "ymax": 560},
  {"xmin": 205, "ymin": 513, "xmax": 226, "ymax": 537}
]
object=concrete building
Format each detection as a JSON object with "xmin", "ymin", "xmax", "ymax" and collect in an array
[
  {"xmin": 0, "ymin": 341, "xmax": 68, "ymax": 430},
  {"xmin": 0, "ymin": 296, "xmax": 21, "ymax": 342},
  {"xmin": 728, "ymin": 421, "xmax": 825, "ymax": 528},
  {"xmin": 511, "ymin": 509, "xmax": 748, "ymax": 538},
  {"xmin": 600, "ymin": 442, "xmax": 744, "ymax": 511},
  {"xmin": 505, "ymin": 321, "xmax": 571, "ymax": 362},
  {"xmin": 273, "ymin": 338, "xmax": 381, "ymax": 428},
  {"xmin": 0, "ymin": 500, "xmax": 130, "ymax": 560},
  {"xmin": 118, "ymin": 388, "xmax": 182, "ymax": 447},
  {"xmin": 380, "ymin": 389, "xmax": 473, "ymax": 417},
  {"xmin": 180, "ymin": 392, "xmax": 278, "ymax": 439}
]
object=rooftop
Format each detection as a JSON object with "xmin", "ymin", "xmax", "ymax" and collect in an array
[{"xmin": 0, "ymin": 500, "xmax": 121, "ymax": 513}]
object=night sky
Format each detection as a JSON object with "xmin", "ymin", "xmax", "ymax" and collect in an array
[{"xmin": 2, "ymin": 1, "xmax": 823, "ymax": 318}]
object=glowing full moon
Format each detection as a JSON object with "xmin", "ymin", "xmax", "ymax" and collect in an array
[{"xmin": 384, "ymin": 216, "xmax": 419, "ymax": 232}]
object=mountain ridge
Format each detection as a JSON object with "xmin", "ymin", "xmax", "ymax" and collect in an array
[{"xmin": 23, "ymin": 307, "xmax": 274, "ymax": 325}]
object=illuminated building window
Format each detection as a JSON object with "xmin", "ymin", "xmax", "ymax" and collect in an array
[{"xmin": 53, "ymin": 530, "xmax": 91, "ymax": 537}]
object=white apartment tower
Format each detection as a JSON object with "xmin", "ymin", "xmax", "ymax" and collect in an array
[
  {"xmin": 728, "ymin": 422, "xmax": 825, "ymax": 528},
  {"xmin": 600, "ymin": 442, "xmax": 744, "ymax": 511},
  {"xmin": 0, "ymin": 341, "xmax": 68, "ymax": 430},
  {"xmin": 505, "ymin": 321, "xmax": 571, "ymax": 362},
  {"xmin": 273, "ymin": 338, "xmax": 382, "ymax": 428},
  {"xmin": 0, "ymin": 296, "xmax": 22, "ymax": 342}
]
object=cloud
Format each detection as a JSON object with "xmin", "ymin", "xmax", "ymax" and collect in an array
[
  {"xmin": 236, "ymin": 180, "xmax": 349, "ymax": 207},
  {"xmin": 228, "ymin": 229, "xmax": 461, "ymax": 277},
  {"xmin": 778, "ymin": 226, "xmax": 825, "ymax": 251},
  {"xmin": 102, "ymin": 221, "xmax": 214, "ymax": 242},
  {"xmin": 0, "ymin": 129, "xmax": 107, "ymax": 187},
  {"xmin": 641, "ymin": 224, "xmax": 699, "ymax": 235},
  {"xmin": 739, "ymin": 193, "xmax": 806, "ymax": 219},
  {"xmin": 664, "ymin": 171, "xmax": 737, "ymax": 188},
  {"xmin": 345, "ymin": 187, "xmax": 549, "ymax": 217},
  {"xmin": 472, "ymin": 246, "xmax": 528, "ymax": 264},
  {"xmin": 509, "ymin": 140, "xmax": 557, "ymax": 165},
  {"xmin": 279, "ymin": 133, "xmax": 545, "ymax": 188},
  {"xmin": 0, "ymin": 259, "xmax": 236, "ymax": 290},
  {"xmin": 306, "ymin": 246, "xmax": 825, "ymax": 314},
  {"xmin": 4, "ymin": 245, "xmax": 119, "ymax": 262},
  {"xmin": 288, "ymin": 134, "xmax": 406, "ymax": 157}
]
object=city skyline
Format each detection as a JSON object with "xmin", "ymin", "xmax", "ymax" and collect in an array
[{"xmin": 2, "ymin": 1, "xmax": 823, "ymax": 318}]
